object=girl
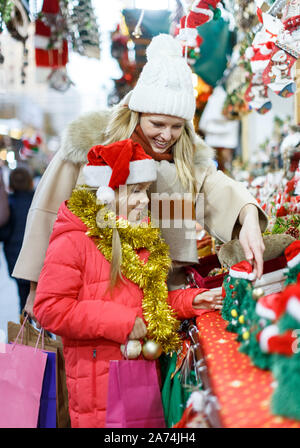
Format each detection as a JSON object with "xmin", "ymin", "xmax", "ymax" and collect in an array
[
  {"xmin": 15, "ymin": 34, "xmax": 267, "ymax": 320},
  {"xmin": 33, "ymin": 139, "xmax": 222, "ymax": 428}
]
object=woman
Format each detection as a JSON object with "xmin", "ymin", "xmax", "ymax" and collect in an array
[
  {"xmin": 14, "ymin": 34, "xmax": 267, "ymax": 320},
  {"xmin": 33, "ymin": 140, "xmax": 223, "ymax": 427}
]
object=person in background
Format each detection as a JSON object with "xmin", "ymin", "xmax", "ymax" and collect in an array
[
  {"xmin": 0, "ymin": 167, "xmax": 34, "ymax": 314},
  {"xmin": 0, "ymin": 165, "xmax": 9, "ymax": 227}
]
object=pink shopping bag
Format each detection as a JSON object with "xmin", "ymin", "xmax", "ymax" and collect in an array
[
  {"xmin": 105, "ymin": 359, "xmax": 166, "ymax": 428},
  {"xmin": 0, "ymin": 317, "xmax": 48, "ymax": 428}
]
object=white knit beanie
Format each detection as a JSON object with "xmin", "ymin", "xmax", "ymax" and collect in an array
[{"xmin": 128, "ymin": 34, "xmax": 196, "ymax": 121}]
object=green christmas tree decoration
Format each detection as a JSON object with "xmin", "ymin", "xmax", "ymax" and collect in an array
[
  {"xmin": 270, "ymin": 285, "xmax": 300, "ymax": 420},
  {"xmin": 221, "ymin": 261, "xmax": 256, "ymax": 334}
]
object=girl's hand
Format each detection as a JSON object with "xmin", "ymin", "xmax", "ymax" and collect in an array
[
  {"xmin": 128, "ymin": 317, "xmax": 147, "ymax": 340},
  {"xmin": 238, "ymin": 205, "xmax": 265, "ymax": 279},
  {"xmin": 193, "ymin": 290, "xmax": 223, "ymax": 311}
]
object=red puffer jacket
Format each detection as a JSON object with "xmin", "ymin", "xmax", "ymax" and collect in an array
[{"xmin": 34, "ymin": 201, "xmax": 208, "ymax": 428}]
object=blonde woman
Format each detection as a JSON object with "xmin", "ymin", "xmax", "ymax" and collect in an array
[{"xmin": 14, "ymin": 34, "xmax": 267, "ymax": 321}]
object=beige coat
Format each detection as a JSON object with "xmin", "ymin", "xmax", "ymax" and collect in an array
[{"xmin": 13, "ymin": 110, "xmax": 268, "ymax": 285}]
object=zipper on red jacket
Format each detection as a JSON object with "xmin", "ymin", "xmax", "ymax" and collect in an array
[{"xmin": 92, "ymin": 348, "xmax": 97, "ymax": 415}]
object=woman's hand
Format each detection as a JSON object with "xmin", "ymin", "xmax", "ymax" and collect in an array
[
  {"xmin": 238, "ymin": 204, "xmax": 265, "ymax": 279},
  {"xmin": 193, "ymin": 290, "xmax": 223, "ymax": 311},
  {"xmin": 128, "ymin": 317, "xmax": 147, "ymax": 340}
]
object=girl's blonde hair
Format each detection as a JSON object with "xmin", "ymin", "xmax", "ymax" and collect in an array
[
  {"xmin": 108, "ymin": 183, "xmax": 144, "ymax": 290},
  {"xmin": 103, "ymin": 104, "xmax": 198, "ymax": 197}
]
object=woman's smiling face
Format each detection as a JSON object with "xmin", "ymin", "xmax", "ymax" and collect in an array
[{"xmin": 140, "ymin": 113, "xmax": 185, "ymax": 153}]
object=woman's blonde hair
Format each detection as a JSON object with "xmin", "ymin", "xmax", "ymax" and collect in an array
[{"xmin": 103, "ymin": 104, "xmax": 198, "ymax": 196}]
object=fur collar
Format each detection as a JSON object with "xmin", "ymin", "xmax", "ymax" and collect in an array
[{"xmin": 58, "ymin": 110, "xmax": 215, "ymax": 166}]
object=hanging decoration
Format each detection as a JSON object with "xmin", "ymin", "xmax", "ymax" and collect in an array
[
  {"xmin": 34, "ymin": 0, "xmax": 71, "ymax": 90},
  {"xmin": 4, "ymin": 0, "xmax": 30, "ymax": 83},
  {"xmin": 67, "ymin": 0, "xmax": 101, "ymax": 59}
]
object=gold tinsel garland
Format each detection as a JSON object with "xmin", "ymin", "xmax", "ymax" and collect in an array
[{"xmin": 67, "ymin": 188, "xmax": 181, "ymax": 353}]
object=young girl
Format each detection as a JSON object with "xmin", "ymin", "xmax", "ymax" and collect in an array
[{"xmin": 33, "ymin": 139, "xmax": 222, "ymax": 428}]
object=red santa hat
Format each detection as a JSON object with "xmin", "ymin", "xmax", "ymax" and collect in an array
[
  {"xmin": 256, "ymin": 285, "xmax": 300, "ymax": 323},
  {"xmin": 255, "ymin": 293, "xmax": 282, "ymax": 321},
  {"xmin": 82, "ymin": 139, "xmax": 157, "ymax": 204},
  {"xmin": 257, "ymin": 324, "xmax": 296, "ymax": 356},
  {"xmin": 285, "ymin": 240, "xmax": 300, "ymax": 268},
  {"xmin": 284, "ymin": 284, "xmax": 300, "ymax": 323},
  {"xmin": 229, "ymin": 260, "xmax": 256, "ymax": 281}
]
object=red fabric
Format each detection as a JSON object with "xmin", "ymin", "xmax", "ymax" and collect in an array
[
  {"xmin": 268, "ymin": 331, "xmax": 296, "ymax": 356},
  {"xmin": 35, "ymin": 40, "xmax": 68, "ymax": 68},
  {"xmin": 196, "ymin": 312, "xmax": 300, "ymax": 428},
  {"xmin": 34, "ymin": 201, "xmax": 206, "ymax": 428},
  {"xmin": 285, "ymin": 240, "xmax": 300, "ymax": 264}
]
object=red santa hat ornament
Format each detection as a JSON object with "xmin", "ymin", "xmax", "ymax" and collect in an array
[
  {"xmin": 285, "ymin": 240, "xmax": 300, "ymax": 268},
  {"xmin": 229, "ymin": 260, "xmax": 256, "ymax": 281},
  {"xmin": 82, "ymin": 139, "xmax": 157, "ymax": 204},
  {"xmin": 257, "ymin": 324, "xmax": 296, "ymax": 356}
]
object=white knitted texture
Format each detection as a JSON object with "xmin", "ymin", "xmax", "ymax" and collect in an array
[{"xmin": 129, "ymin": 34, "xmax": 196, "ymax": 120}]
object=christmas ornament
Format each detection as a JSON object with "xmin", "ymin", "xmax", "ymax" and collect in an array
[
  {"xmin": 68, "ymin": 0, "xmax": 101, "ymax": 59},
  {"xmin": 269, "ymin": 284, "xmax": 300, "ymax": 421},
  {"xmin": 67, "ymin": 188, "xmax": 181, "ymax": 354},
  {"xmin": 34, "ymin": 0, "xmax": 69, "ymax": 88},
  {"xmin": 284, "ymin": 240, "xmax": 300, "ymax": 285},
  {"xmin": 277, "ymin": 0, "xmax": 300, "ymax": 59},
  {"xmin": 142, "ymin": 339, "xmax": 162, "ymax": 360},
  {"xmin": 120, "ymin": 340, "xmax": 142, "ymax": 359},
  {"xmin": 262, "ymin": 47, "xmax": 296, "ymax": 97},
  {"xmin": 252, "ymin": 287, "xmax": 265, "ymax": 301}
]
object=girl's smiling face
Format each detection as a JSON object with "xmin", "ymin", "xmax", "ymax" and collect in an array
[
  {"xmin": 115, "ymin": 182, "xmax": 152, "ymax": 223},
  {"xmin": 140, "ymin": 113, "xmax": 185, "ymax": 154}
]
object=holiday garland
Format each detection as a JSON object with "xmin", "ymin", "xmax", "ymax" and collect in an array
[{"xmin": 67, "ymin": 187, "xmax": 181, "ymax": 353}]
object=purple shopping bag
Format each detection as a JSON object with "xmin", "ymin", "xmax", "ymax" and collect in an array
[
  {"xmin": 105, "ymin": 360, "xmax": 166, "ymax": 428},
  {"xmin": 0, "ymin": 318, "xmax": 47, "ymax": 428},
  {"xmin": 38, "ymin": 350, "xmax": 57, "ymax": 428}
]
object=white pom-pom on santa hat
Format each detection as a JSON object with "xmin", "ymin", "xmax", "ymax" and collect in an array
[
  {"xmin": 229, "ymin": 260, "xmax": 256, "ymax": 281},
  {"xmin": 186, "ymin": 391, "xmax": 205, "ymax": 412},
  {"xmin": 96, "ymin": 186, "xmax": 115, "ymax": 204}
]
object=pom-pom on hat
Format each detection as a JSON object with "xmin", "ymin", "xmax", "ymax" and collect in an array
[
  {"xmin": 82, "ymin": 139, "xmax": 157, "ymax": 203},
  {"xmin": 128, "ymin": 34, "xmax": 196, "ymax": 121},
  {"xmin": 229, "ymin": 260, "xmax": 256, "ymax": 281},
  {"xmin": 285, "ymin": 240, "xmax": 300, "ymax": 268}
]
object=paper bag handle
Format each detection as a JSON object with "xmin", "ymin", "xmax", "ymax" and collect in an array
[{"xmin": 12, "ymin": 316, "xmax": 45, "ymax": 352}]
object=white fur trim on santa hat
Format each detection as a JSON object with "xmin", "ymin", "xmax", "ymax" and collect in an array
[
  {"xmin": 255, "ymin": 301, "xmax": 276, "ymax": 321},
  {"xmin": 178, "ymin": 27, "xmax": 198, "ymax": 46},
  {"xmin": 286, "ymin": 296, "xmax": 300, "ymax": 322},
  {"xmin": 259, "ymin": 324, "xmax": 279, "ymax": 353},
  {"xmin": 287, "ymin": 252, "xmax": 300, "ymax": 268},
  {"xmin": 229, "ymin": 268, "xmax": 256, "ymax": 281},
  {"xmin": 83, "ymin": 158, "xmax": 157, "ymax": 189}
]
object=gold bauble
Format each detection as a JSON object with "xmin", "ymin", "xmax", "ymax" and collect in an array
[
  {"xmin": 252, "ymin": 288, "xmax": 264, "ymax": 301},
  {"xmin": 231, "ymin": 309, "xmax": 238, "ymax": 318},
  {"xmin": 142, "ymin": 340, "xmax": 162, "ymax": 360}
]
